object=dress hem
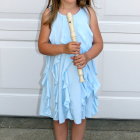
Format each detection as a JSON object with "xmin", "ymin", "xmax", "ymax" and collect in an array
[{"xmin": 38, "ymin": 110, "xmax": 99, "ymax": 125}]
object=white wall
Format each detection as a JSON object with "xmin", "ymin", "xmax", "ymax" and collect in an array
[
  {"xmin": 0, "ymin": 0, "xmax": 140, "ymax": 119},
  {"xmin": 95, "ymin": 0, "xmax": 140, "ymax": 118},
  {"xmin": 0, "ymin": 0, "xmax": 48, "ymax": 116}
]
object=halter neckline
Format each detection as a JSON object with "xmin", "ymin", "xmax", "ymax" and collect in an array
[{"xmin": 58, "ymin": 7, "xmax": 81, "ymax": 17}]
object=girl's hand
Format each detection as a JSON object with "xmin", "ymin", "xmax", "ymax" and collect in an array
[
  {"xmin": 70, "ymin": 53, "xmax": 90, "ymax": 69},
  {"xmin": 63, "ymin": 41, "xmax": 81, "ymax": 54}
]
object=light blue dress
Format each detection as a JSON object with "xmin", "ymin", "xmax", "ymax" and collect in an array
[{"xmin": 39, "ymin": 7, "xmax": 101, "ymax": 124}]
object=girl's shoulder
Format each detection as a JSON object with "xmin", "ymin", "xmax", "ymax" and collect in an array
[
  {"xmin": 82, "ymin": 6, "xmax": 96, "ymax": 25},
  {"xmin": 42, "ymin": 5, "xmax": 53, "ymax": 16},
  {"xmin": 83, "ymin": 6, "xmax": 96, "ymax": 14},
  {"xmin": 47, "ymin": 5, "xmax": 52, "ymax": 11},
  {"xmin": 42, "ymin": 6, "xmax": 52, "ymax": 18}
]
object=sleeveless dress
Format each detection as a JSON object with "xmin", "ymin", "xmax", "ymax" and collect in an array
[{"xmin": 39, "ymin": 7, "xmax": 101, "ymax": 124}]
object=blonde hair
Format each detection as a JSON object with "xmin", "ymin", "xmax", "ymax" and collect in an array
[{"xmin": 43, "ymin": 0, "xmax": 94, "ymax": 29}]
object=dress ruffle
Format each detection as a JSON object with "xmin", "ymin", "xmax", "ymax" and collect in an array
[
  {"xmin": 80, "ymin": 60, "xmax": 101, "ymax": 117},
  {"xmin": 39, "ymin": 54, "xmax": 101, "ymax": 124}
]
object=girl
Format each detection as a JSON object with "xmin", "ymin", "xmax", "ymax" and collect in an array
[{"xmin": 38, "ymin": 0, "xmax": 103, "ymax": 139}]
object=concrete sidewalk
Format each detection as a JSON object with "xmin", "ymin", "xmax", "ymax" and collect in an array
[{"xmin": 0, "ymin": 116, "xmax": 140, "ymax": 140}]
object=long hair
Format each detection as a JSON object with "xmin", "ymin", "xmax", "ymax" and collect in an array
[{"xmin": 43, "ymin": 0, "xmax": 94, "ymax": 29}]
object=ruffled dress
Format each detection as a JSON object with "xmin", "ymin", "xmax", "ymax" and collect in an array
[{"xmin": 39, "ymin": 7, "xmax": 101, "ymax": 124}]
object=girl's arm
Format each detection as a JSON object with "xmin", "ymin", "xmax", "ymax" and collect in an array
[
  {"xmin": 38, "ymin": 8, "xmax": 64, "ymax": 56},
  {"xmin": 85, "ymin": 7, "xmax": 103, "ymax": 60}
]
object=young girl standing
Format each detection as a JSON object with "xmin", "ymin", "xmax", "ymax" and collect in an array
[{"xmin": 38, "ymin": 0, "xmax": 103, "ymax": 139}]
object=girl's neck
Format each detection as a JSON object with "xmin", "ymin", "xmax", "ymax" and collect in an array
[
  {"xmin": 59, "ymin": 2, "xmax": 78, "ymax": 10},
  {"xmin": 59, "ymin": 3, "xmax": 79, "ymax": 15}
]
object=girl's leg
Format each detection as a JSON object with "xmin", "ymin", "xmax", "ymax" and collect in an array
[
  {"xmin": 71, "ymin": 119, "xmax": 86, "ymax": 140},
  {"xmin": 53, "ymin": 119, "xmax": 69, "ymax": 140}
]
